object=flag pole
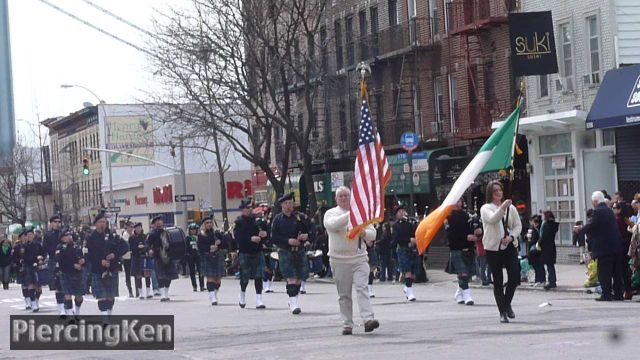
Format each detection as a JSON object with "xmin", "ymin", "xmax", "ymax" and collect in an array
[{"xmin": 504, "ymin": 79, "xmax": 525, "ymax": 233}]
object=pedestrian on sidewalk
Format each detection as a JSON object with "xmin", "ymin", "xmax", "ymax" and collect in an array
[
  {"xmin": 540, "ymin": 211, "xmax": 559, "ymax": 290},
  {"xmin": 376, "ymin": 222, "xmax": 393, "ymax": 282},
  {"xmin": 613, "ymin": 201, "xmax": 633, "ymax": 299},
  {"xmin": 573, "ymin": 221, "xmax": 587, "ymax": 265},
  {"xmin": 527, "ymin": 215, "xmax": 545, "ymax": 286},
  {"xmin": 584, "ymin": 191, "xmax": 625, "ymax": 301},
  {"xmin": 480, "ymin": 180, "xmax": 522, "ymax": 323},
  {"xmin": 323, "ymin": 186, "xmax": 379, "ymax": 335},
  {"xmin": 445, "ymin": 198, "xmax": 476, "ymax": 305}
]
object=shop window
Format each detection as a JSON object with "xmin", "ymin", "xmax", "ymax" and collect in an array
[
  {"xmin": 539, "ymin": 133, "xmax": 571, "ymax": 155},
  {"xmin": 602, "ymin": 129, "xmax": 615, "ymax": 146}
]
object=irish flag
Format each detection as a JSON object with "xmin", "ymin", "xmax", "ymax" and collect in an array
[{"xmin": 415, "ymin": 104, "xmax": 522, "ymax": 255}]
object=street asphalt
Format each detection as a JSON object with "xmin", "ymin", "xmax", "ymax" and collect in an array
[{"xmin": 0, "ymin": 265, "xmax": 638, "ymax": 359}]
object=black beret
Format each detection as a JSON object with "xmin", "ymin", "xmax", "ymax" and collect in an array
[
  {"xmin": 393, "ymin": 204, "xmax": 405, "ymax": 215},
  {"xmin": 18, "ymin": 229, "xmax": 27, "ymax": 238},
  {"xmin": 239, "ymin": 199, "xmax": 252, "ymax": 209},
  {"xmin": 277, "ymin": 192, "xmax": 295, "ymax": 205},
  {"xmin": 150, "ymin": 215, "xmax": 163, "ymax": 224},
  {"xmin": 59, "ymin": 228, "xmax": 73, "ymax": 239},
  {"xmin": 49, "ymin": 215, "xmax": 61, "ymax": 223},
  {"xmin": 200, "ymin": 216, "xmax": 213, "ymax": 226},
  {"xmin": 93, "ymin": 212, "xmax": 106, "ymax": 224},
  {"xmin": 134, "ymin": 222, "xmax": 143, "ymax": 228}
]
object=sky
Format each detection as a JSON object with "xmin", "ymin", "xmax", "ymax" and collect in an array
[{"xmin": 9, "ymin": 0, "xmax": 179, "ymax": 143}]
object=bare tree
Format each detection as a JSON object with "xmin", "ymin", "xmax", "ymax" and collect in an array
[
  {"xmin": 0, "ymin": 138, "xmax": 36, "ymax": 226},
  {"xmin": 147, "ymin": 0, "xmax": 330, "ymax": 214}
]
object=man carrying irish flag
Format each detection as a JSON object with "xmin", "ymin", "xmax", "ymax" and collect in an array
[{"xmin": 415, "ymin": 103, "xmax": 523, "ymax": 323}]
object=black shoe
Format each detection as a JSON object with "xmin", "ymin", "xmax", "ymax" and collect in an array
[
  {"xmin": 595, "ymin": 296, "xmax": 612, "ymax": 302},
  {"xmin": 342, "ymin": 327, "xmax": 352, "ymax": 335},
  {"xmin": 500, "ymin": 313, "xmax": 509, "ymax": 323},
  {"xmin": 292, "ymin": 308, "xmax": 301, "ymax": 315},
  {"xmin": 300, "ymin": 290, "xmax": 306, "ymax": 294},
  {"xmin": 193, "ymin": 288, "xmax": 198, "ymax": 292},
  {"xmin": 364, "ymin": 320, "xmax": 380, "ymax": 333},
  {"xmin": 128, "ymin": 292, "xmax": 134, "ymax": 298},
  {"xmin": 200, "ymin": 287, "xmax": 206, "ymax": 292},
  {"xmin": 544, "ymin": 284, "xmax": 557, "ymax": 291},
  {"xmin": 506, "ymin": 306, "xmax": 515, "ymax": 319}
]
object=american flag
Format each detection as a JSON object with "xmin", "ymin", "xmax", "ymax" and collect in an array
[{"xmin": 348, "ymin": 79, "xmax": 391, "ymax": 240}]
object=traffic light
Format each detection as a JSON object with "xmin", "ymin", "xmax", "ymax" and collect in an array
[{"xmin": 82, "ymin": 158, "xmax": 90, "ymax": 176}]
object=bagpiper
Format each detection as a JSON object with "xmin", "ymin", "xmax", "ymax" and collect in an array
[
  {"xmin": 43, "ymin": 215, "xmax": 64, "ymax": 314},
  {"xmin": 85, "ymin": 213, "xmax": 129, "ymax": 324},
  {"xmin": 234, "ymin": 199, "xmax": 267, "ymax": 309},
  {"xmin": 186, "ymin": 223, "xmax": 205, "ymax": 292},
  {"xmin": 146, "ymin": 216, "xmax": 179, "ymax": 302},
  {"xmin": 22, "ymin": 228, "xmax": 46, "ymax": 312},
  {"xmin": 198, "ymin": 215, "xmax": 229, "ymax": 305},
  {"xmin": 56, "ymin": 228, "xmax": 86, "ymax": 318},
  {"xmin": 129, "ymin": 222, "xmax": 154, "ymax": 299},
  {"xmin": 391, "ymin": 205, "xmax": 418, "ymax": 301},
  {"xmin": 270, "ymin": 193, "xmax": 309, "ymax": 314}
]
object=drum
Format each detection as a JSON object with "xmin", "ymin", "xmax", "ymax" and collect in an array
[
  {"xmin": 159, "ymin": 227, "xmax": 186, "ymax": 264},
  {"xmin": 307, "ymin": 250, "xmax": 324, "ymax": 274},
  {"xmin": 270, "ymin": 251, "xmax": 279, "ymax": 261},
  {"xmin": 35, "ymin": 266, "xmax": 50, "ymax": 286}
]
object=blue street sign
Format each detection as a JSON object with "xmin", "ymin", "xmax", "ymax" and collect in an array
[{"xmin": 400, "ymin": 131, "xmax": 419, "ymax": 151}]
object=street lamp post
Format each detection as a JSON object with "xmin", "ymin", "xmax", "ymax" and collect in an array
[{"xmin": 60, "ymin": 84, "xmax": 115, "ymax": 214}]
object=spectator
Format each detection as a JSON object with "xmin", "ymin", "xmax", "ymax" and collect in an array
[
  {"xmin": 527, "ymin": 215, "xmax": 545, "ymax": 286},
  {"xmin": 573, "ymin": 221, "xmax": 586, "ymax": 264},
  {"xmin": 540, "ymin": 211, "xmax": 559, "ymax": 290},
  {"xmin": 584, "ymin": 191, "xmax": 625, "ymax": 301},
  {"xmin": 0, "ymin": 234, "xmax": 12, "ymax": 290},
  {"xmin": 613, "ymin": 201, "xmax": 633, "ymax": 299},
  {"xmin": 470, "ymin": 214, "xmax": 490, "ymax": 286},
  {"xmin": 376, "ymin": 222, "xmax": 393, "ymax": 282}
]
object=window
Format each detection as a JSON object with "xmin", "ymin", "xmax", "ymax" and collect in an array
[
  {"xmin": 339, "ymin": 102, "xmax": 347, "ymax": 144},
  {"xmin": 388, "ymin": 0, "xmax": 398, "ymax": 26},
  {"xmin": 484, "ymin": 61, "xmax": 496, "ymax": 103},
  {"xmin": 448, "ymin": 74, "xmax": 458, "ymax": 132},
  {"xmin": 558, "ymin": 23, "xmax": 574, "ymax": 92},
  {"xmin": 603, "ymin": 129, "xmax": 615, "ymax": 146},
  {"xmin": 539, "ymin": 133, "xmax": 572, "ymax": 155},
  {"xmin": 345, "ymin": 15, "xmax": 354, "ymax": 66},
  {"xmin": 407, "ymin": 0, "xmax": 416, "ymax": 18},
  {"xmin": 320, "ymin": 26, "xmax": 327, "ymax": 71},
  {"xmin": 539, "ymin": 74, "xmax": 549, "ymax": 98},
  {"xmin": 359, "ymin": 11, "xmax": 367, "ymax": 60},
  {"xmin": 430, "ymin": 0, "xmax": 439, "ymax": 35},
  {"xmin": 444, "ymin": 0, "xmax": 454, "ymax": 34},
  {"xmin": 370, "ymin": 6, "xmax": 379, "ymax": 56},
  {"xmin": 587, "ymin": 15, "xmax": 600, "ymax": 74},
  {"xmin": 334, "ymin": 20, "xmax": 343, "ymax": 69}
]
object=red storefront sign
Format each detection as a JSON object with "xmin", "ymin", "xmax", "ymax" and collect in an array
[
  {"xmin": 153, "ymin": 184, "xmax": 173, "ymax": 204},
  {"xmin": 135, "ymin": 195, "xmax": 148, "ymax": 206},
  {"xmin": 227, "ymin": 180, "xmax": 253, "ymax": 199}
]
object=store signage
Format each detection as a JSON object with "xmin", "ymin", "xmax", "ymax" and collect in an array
[
  {"xmin": 227, "ymin": 180, "xmax": 253, "ymax": 199},
  {"xmin": 551, "ymin": 156, "xmax": 566, "ymax": 170},
  {"xmin": 135, "ymin": 195, "xmax": 148, "ymax": 206},
  {"xmin": 153, "ymin": 185, "xmax": 173, "ymax": 204},
  {"xmin": 509, "ymin": 11, "xmax": 558, "ymax": 76}
]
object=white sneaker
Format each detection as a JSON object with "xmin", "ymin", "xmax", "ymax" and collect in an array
[
  {"xmin": 58, "ymin": 303, "xmax": 66, "ymax": 316},
  {"xmin": 406, "ymin": 287, "xmax": 416, "ymax": 302},
  {"xmin": 256, "ymin": 294, "xmax": 265, "ymax": 309},
  {"xmin": 462, "ymin": 289, "xmax": 474, "ymax": 305},
  {"xmin": 454, "ymin": 288, "xmax": 464, "ymax": 304},
  {"xmin": 300, "ymin": 282, "xmax": 306, "ymax": 294},
  {"xmin": 32, "ymin": 300, "xmax": 39, "ymax": 312},
  {"xmin": 238, "ymin": 291, "xmax": 246, "ymax": 308},
  {"xmin": 265, "ymin": 281, "xmax": 273, "ymax": 293},
  {"xmin": 403, "ymin": 286, "xmax": 407, "ymax": 294},
  {"xmin": 24, "ymin": 297, "xmax": 30, "ymax": 309},
  {"xmin": 368, "ymin": 284, "xmax": 375, "ymax": 298},
  {"xmin": 288, "ymin": 296, "xmax": 301, "ymax": 314}
]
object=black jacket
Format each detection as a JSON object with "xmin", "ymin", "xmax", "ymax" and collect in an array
[
  {"xmin": 583, "ymin": 203, "xmax": 625, "ymax": 259},
  {"xmin": 446, "ymin": 209, "xmax": 474, "ymax": 251},
  {"xmin": 0, "ymin": 241, "xmax": 12, "ymax": 267},
  {"xmin": 539, "ymin": 220, "xmax": 559, "ymax": 264},
  {"xmin": 234, "ymin": 215, "xmax": 263, "ymax": 254},
  {"xmin": 56, "ymin": 242, "xmax": 84, "ymax": 274}
]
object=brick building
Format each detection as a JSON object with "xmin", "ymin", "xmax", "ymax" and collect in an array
[{"xmin": 271, "ymin": 0, "xmax": 521, "ymax": 214}]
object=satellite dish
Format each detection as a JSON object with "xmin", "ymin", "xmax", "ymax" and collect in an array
[{"xmin": 83, "ymin": 102, "xmax": 94, "ymax": 108}]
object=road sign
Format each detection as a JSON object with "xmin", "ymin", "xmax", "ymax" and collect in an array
[
  {"xmin": 105, "ymin": 207, "xmax": 121, "ymax": 213},
  {"xmin": 400, "ymin": 131, "xmax": 419, "ymax": 152},
  {"xmin": 175, "ymin": 194, "xmax": 195, "ymax": 202}
]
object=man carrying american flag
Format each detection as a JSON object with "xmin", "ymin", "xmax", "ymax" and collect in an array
[{"xmin": 323, "ymin": 70, "xmax": 389, "ymax": 335}]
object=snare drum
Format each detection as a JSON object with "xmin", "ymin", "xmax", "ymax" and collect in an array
[{"xmin": 269, "ymin": 251, "xmax": 279, "ymax": 261}]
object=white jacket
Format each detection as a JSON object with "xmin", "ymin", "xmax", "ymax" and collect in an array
[
  {"xmin": 480, "ymin": 203, "xmax": 522, "ymax": 252},
  {"xmin": 323, "ymin": 206, "xmax": 376, "ymax": 264}
]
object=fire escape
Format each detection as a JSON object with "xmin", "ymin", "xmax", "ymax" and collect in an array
[{"xmin": 446, "ymin": 0, "xmax": 515, "ymax": 141}]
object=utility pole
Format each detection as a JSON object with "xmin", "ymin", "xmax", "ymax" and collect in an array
[
  {"xmin": 0, "ymin": 0, "xmax": 15, "ymax": 168},
  {"xmin": 178, "ymin": 137, "xmax": 188, "ymax": 229}
]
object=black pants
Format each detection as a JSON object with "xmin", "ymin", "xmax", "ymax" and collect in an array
[
  {"xmin": 122, "ymin": 259, "xmax": 132, "ymax": 293},
  {"xmin": 486, "ymin": 244, "xmax": 520, "ymax": 314},
  {"xmin": 597, "ymin": 253, "xmax": 625, "ymax": 300},
  {"xmin": 187, "ymin": 256, "xmax": 204, "ymax": 290}
]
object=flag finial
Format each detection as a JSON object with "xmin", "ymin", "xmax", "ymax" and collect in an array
[{"xmin": 357, "ymin": 62, "xmax": 371, "ymax": 80}]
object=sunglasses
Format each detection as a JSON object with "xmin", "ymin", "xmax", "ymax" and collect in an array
[{"xmin": 53, "ymin": 221, "xmax": 62, "ymax": 223}]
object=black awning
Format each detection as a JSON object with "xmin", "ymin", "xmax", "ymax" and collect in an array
[{"xmin": 586, "ymin": 64, "xmax": 640, "ymax": 130}]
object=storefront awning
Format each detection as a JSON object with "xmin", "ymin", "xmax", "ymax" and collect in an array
[
  {"xmin": 492, "ymin": 110, "xmax": 587, "ymax": 133},
  {"xmin": 586, "ymin": 64, "xmax": 640, "ymax": 130}
]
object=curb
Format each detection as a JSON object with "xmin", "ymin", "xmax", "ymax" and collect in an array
[{"xmin": 469, "ymin": 283, "xmax": 594, "ymax": 294}]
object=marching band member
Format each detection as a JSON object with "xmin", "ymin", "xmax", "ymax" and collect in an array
[
  {"xmin": 391, "ymin": 205, "xmax": 418, "ymax": 301},
  {"xmin": 234, "ymin": 199, "xmax": 267, "ymax": 309},
  {"xmin": 22, "ymin": 228, "xmax": 46, "ymax": 312},
  {"xmin": 198, "ymin": 215, "xmax": 229, "ymax": 305},
  {"xmin": 43, "ymin": 215, "xmax": 64, "ymax": 314},
  {"xmin": 186, "ymin": 223, "xmax": 205, "ymax": 292},
  {"xmin": 445, "ymin": 198, "xmax": 477, "ymax": 305},
  {"xmin": 271, "ymin": 193, "xmax": 309, "ymax": 315},
  {"xmin": 146, "ymin": 216, "xmax": 179, "ymax": 302},
  {"xmin": 56, "ymin": 228, "xmax": 85, "ymax": 317},
  {"xmin": 130, "ymin": 222, "xmax": 153, "ymax": 299}
]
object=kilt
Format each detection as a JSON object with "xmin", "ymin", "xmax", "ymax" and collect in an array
[
  {"xmin": 16, "ymin": 267, "xmax": 26, "ymax": 285},
  {"xmin": 278, "ymin": 248, "xmax": 309, "ymax": 281},
  {"xmin": 397, "ymin": 247, "xmax": 418, "ymax": 273},
  {"xmin": 90, "ymin": 272, "xmax": 119, "ymax": 299},
  {"xmin": 445, "ymin": 249, "xmax": 477, "ymax": 276},
  {"xmin": 239, "ymin": 253, "xmax": 265, "ymax": 281},
  {"xmin": 200, "ymin": 250, "xmax": 227, "ymax": 278},
  {"xmin": 367, "ymin": 247, "xmax": 379, "ymax": 267},
  {"xmin": 60, "ymin": 272, "xmax": 85, "ymax": 297},
  {"xmin": 154, "ymin": 258, "xmax": 179, "ymax": 280},
  {"xmin": 131, "ymin": 256, "xmax": 153, "ymax": 277},
  {"xmin": 47, "ymin": 261, "xmax": 59, "ymax": 290}
]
